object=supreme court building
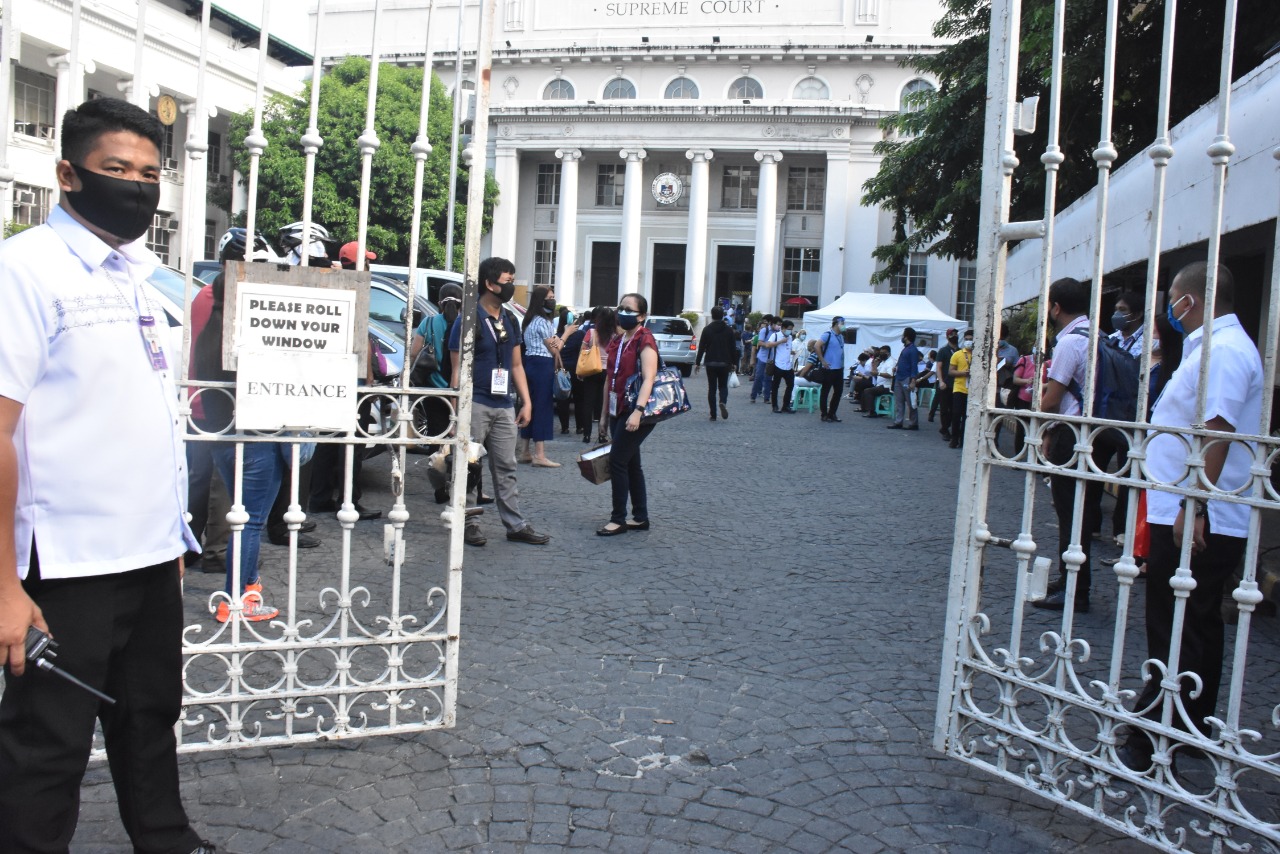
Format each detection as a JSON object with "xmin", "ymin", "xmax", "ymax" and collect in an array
[{"xmin": 318, "ymin": 0, "xmax": 959, "ymax": 320}]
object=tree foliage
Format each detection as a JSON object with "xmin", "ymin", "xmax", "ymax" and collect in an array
[
  {"xmin": 861, "ymin": 0, "xmax": 1280, "ymax": 283},
  {"xmin": 224, "ymin": 56, "xmax": 498, "ymax": 270}
]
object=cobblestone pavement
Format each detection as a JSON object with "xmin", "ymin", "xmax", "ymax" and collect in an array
[{"xmin": 65, "ymin": 381, "xmax": 1278, "ymax": 852}]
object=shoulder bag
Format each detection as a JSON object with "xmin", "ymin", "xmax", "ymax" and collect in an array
[
  {"xmin": 576, "ymin": 330, "xmax": 603, "ymax": 378},
  {"xmin": 622, "ymin": 337, "xmax": 690, "ymax": 424}
]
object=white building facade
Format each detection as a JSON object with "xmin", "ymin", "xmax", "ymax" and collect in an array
[
  {"xmin": 316, "ymin": 0, "xmax": 962, "ymax": 320},
  {"xmin": 1, "ymin": 0, "xmax": 308, "ymax": 268}
]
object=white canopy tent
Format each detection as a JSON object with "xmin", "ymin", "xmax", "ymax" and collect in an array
[{"xmin": 802, "ymin": 292, "xmax": 967, "ymax": 371}]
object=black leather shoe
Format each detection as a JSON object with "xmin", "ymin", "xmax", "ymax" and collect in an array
[
  {"xmin": 478, "ymin": 494, "xmax": 495, "ymax": 505},
  {"xmin": 1032, "ymin": 589, "xmax": 1090, "ymax": 613},
  {"xmin": 828, "ymin": 416, "xmax": 842, "ymax": 423},
  {"xmin": 508, "ymin": 526, "xmax": 551, "ymax": 544},
  {"xmin": 625, "ymin": 520, "xmax": 650, "ymax": 531},
  {"xmin": 596, "ymin": 523, "xmax": 627, "ymax": 536},
  {"xmin": 886, "ymin": 424, "xmax": 903, "ymax": 430},
  {"xmin": 267, "ymin": 532, "xmax": 321, "ymax": 548},
  {"xmin": 300, "ymin": 520, "xmax": 317, "ymax": 533},
  {"xmin": 353, "ymin": 503, "xmax": 382, "ymax": 521}
]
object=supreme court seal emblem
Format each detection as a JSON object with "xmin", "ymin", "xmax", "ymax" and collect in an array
[{"xmin": 651, "ymin": 172, "xmax": 684, "ymax": 205}]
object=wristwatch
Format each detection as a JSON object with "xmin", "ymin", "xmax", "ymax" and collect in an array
[{"xmin": 1184, "ymin": 498, "xmax": 1207, "ymax": 518}]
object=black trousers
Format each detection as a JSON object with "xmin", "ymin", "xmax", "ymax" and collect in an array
[
  {"xmin": 704, "ymin": 364, "xmax": 730, "ymax": 413},
  {"xmin": 938, "ymin": 386, "xmax": 954, "ymax": 434},
  {"xmin": 608, "ymin": 412, "xmax": 655, "ymax": 525},
  {"xmin": 819, "ymin": 369, "xmax": 843, "ymax": 418},
  {"xmin": 1046, "ymin": 424, "xmax": 1102, "ymax": 595},
  {"xmin": 581, "ymin": 375, "xmax": 605, "ymax": 434},
  {"xmin": 1133, "ymin": 522, "xmax": 1245, "ymax": 735},
  {"xmin": 0, "ymin": 553, "xmax": 201, "ymax": 854},
  {"xmin": 770, "ymin": 368, "xmax": 795, "ymax": 410}
]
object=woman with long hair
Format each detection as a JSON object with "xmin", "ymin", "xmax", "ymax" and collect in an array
[
  {"xmin": 597, "ymin": 293, "xmax": 659, "ymax": 535},
  {"xmin": 518, "ymin": 285, "xmax": 574, "ymax": 466},
  {"xmin": 579, "ymin": 306, "xmax": 615, "ymax": 442}
]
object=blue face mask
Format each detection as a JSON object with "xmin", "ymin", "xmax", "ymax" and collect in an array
[{"xmin": 1167, "ymin": 294, "xmax": 1191, "ymax": 335}]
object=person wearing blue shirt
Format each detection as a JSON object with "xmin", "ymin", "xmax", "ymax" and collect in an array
[
  {"xmin": 887, "ymin": 327, "xmax": 922, "ymax": 430},
  {"xmin": 448, "ymin": 258, "xmax": 550, "ymax": 547},
  {"xmin": 817, "ymin": 315, "xmax": 847, "ymax": 422}
]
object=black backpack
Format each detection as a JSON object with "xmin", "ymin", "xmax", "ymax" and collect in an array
[{"xmin": 1067, "ymin": 328, "xmax": 1139, "ymax": 422}]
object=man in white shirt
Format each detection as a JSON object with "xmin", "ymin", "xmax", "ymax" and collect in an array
[
  {"xmin": 1118, "ymin": 262, "xmax": 1261, "ymax": 773},
  {"xmin": 1034, "ymin": 277, "xmax": 1102, "ymax": 614},
  {"xmin": 765, "ymin": 320, "xmax": 798, "ymax": 413},
  {"xmin": 0, "ymin": 99, "xmax": 211, "ymax": 853}
]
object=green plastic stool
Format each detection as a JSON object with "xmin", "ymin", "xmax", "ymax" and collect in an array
[{"xmin": 792, "ymin": 385, "xmax": 819, "ymax": 413}]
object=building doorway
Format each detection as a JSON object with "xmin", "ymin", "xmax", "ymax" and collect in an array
[
  {"xmin": 651, "ymin": 243, "xmax": 686, "ymax": 316},
  {"xmin": 589, "ymin": 241, "xmax": 620, "ymax": 308},
  {"xmin": 715, "ymin": 245, "xmax": 754, "ymax": 312}
]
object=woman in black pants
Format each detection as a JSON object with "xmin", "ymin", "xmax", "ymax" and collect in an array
[
  {"xmin": 579, "ymin": 307, "xmax": 614, "ymax": 442},
  {"xmin": 597, "ymin": 293, "xmax": 658, "ymax": 536}
]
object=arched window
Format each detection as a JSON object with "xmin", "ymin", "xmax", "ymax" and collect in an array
[
  {"xmin": 664, "ymin": 77, "xmax": 699, "ymax": 100},
  {"xmin": 543, "ymin": 79, "xmax": 575, "ymax": 100},
  {"xmin": 900, "ymin": 78, "xmax": 935, "ymax": 113},
  {"xmin": 603, "ymin": 78, "xmax": 637, "ymax": 100},
  {"xmin": 729, "ymin": 76, "xmax": 764, "ymax": 99},
  {"xmin": 793, "ymin": 77, "xmax": 829, "ymax": 99}
]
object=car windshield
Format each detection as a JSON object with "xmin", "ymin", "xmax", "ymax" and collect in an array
[
  {"xmin": 645, "ymin": 318, "xmax": 692, "ymax": 336},
  {"xmin": 147, "ymin": 266, "xmax": 196, "ymax": 308}
]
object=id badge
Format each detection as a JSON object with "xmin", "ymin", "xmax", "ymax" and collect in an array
[
  {"xmin": 139, "ymin": 316, "xmax": 168, "ymax": 371},
  {"xmin": 609, "ymin": 394, "xmax": 618, "ymax": 417},
  {"xmin": 491, "ymin": 368, "xmax": 509, "ymax": 395}
]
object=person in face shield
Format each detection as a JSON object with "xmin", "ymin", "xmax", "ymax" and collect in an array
[{"xmin": 0, "ymin": 98, "xmax": 215, "ymax": 854}]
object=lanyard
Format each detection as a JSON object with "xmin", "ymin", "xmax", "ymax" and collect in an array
[
  {"xmin": 103, "ymin": 262, "xmax": 167, "ymax": 371},
  {"xmin": 611, "ymin": 332, "xmax": 635, "ymax": 394},
  {"xmin": 483, "ymin": 313, "xmax": 507, "ymax": 368}
]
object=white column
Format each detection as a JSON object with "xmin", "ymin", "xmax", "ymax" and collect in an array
[
  {"xmin": 845, "ymin": 142, "xmax": 883, "ymax": 293},
  {"xmin": 820, "ymin": 148, "xmax": 851, "ymax": 304},
  {"xmin": 617, "ymin": 147, "xmax": 647, "ymax": 298},
  {"xmin": 491, "ymin": 146, "xmax": 520, "ymax": 262},
  {"xmin": 683, "ymin": 148, "xmax": 714, "ymax": 315},
  {"xmin": 47, "ymin": 55, "xmax": 71, "ymax": 151},
  {"xmin": 752, "ymin": 150, "xmax": 783, "ymax": 315},
  {"xmin": 554, "ymin": 148, "xmax": 582, "ymax": 307}
]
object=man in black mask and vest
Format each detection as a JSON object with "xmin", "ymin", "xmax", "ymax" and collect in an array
[{"xmin": 0, "ymin": 99, "xmax": 215, "ymax": 852}]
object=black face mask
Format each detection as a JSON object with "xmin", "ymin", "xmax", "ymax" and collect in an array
[
  {"xmin": 543, "ymin": 299, "xmax": 556, "ymax": 315},
  {"xmin": 65, "ymin": 163, "xmax": 161, "ymax": 242},
  {"xmin": 487, "ymin": 279, "xmax": 516, "ymax": 303}
]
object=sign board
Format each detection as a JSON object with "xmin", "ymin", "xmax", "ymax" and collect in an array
[
  {"xmin": 533, "ymin": 0, "xmax": 845, "ymax": 31},
  {"xmin": 235, "ymin": 350, "xmax": 358, "ymax": 431},
  {"xmin": 221, "ymin": 263, "xmax": 371, "ymax": 431}
]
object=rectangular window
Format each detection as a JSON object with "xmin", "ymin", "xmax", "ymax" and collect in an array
[
  {"xmin": 147, "ymin": 212, "xmax": 176, "ymax": 265},
  {"xmin": 781, "ymin": 247, "xmax": 821, "ymax": 297},
  {"xmin": 207, "ymin": 131, "xmax": 224, "ymax": 179},
  {"xmin": 721, "ymin": 165, "xmax": 759, "ymax": 210},
  {"xmin": 786, "ymin": 166, "xmax": 825, "ymax": 211},
  {"xmin": 534, "ymin": 239, "xmax": 557, "ymax": 286},
  {"xmin": 14, "ymin": 68, "xmax": 57, "ymax": 138},
  {"xmin": 889, "ymin": 252, "xmax": 928, "ymax": 296},
  {"xmin": 595, "ymin": 164, "xmax": 624, "ymax": 207},
  {"xmin": 154, "ymin": 120, "xmax": 177, "ymax": 169},
  {"xmin": 536, "ymin": 163, "xmax": 561, "ymax": 205},
  {"xmin": 856, "ymin": 0, "xmax": 880, "ymax": 24},
  {"xmin": 12, "ymin": 184, "xmax": 52, "ymax": 226},
  {"xmin": 955, "ymin": 262, "xmax": 977, "ymax": 322},
  {"xmin": 204, "ymin": 219, "xmax": 217, "ymax": 258}
]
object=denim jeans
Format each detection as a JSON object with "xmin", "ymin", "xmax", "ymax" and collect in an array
[
  {"xmin": 211, "ymin": 442, "xmax": 284, "ymax": 594},
  {"xmin": 751, "ymin": 360, "xmax": 769, "ymax": 400}
]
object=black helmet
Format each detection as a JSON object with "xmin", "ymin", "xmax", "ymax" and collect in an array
[
  {"xmin": 217, "ymin": 227, "xmax": 271, "ymax": 262},
  {"xmin": 438, "ymin": 282, "xmax": 463, "ymax": 305}
]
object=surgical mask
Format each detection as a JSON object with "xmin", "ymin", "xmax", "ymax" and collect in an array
[
  {"xmin": 1111, "ymin": 312, "xmax": 1132, "ymax": 332},
  {"xmin": 65, "ymin": 163, "xmax": 160, "ymax": 242},
  {"xmin": 488, "ymin": 279, "xmax": 516, "ymax": 303},
  {"xmin": 837, "ymin": 324, "xmax": 846, "ymax": 333},
  {"xmin": 1167, "ymin": 294, "xmax": 1192, "ymax": 335},
  {"xmin": 963, "ymin": 340, "xmax": 975, "ymax": 350},
  {"xmin": 618, "ymin": 310, "xmax": 640, "ymax": 330}
]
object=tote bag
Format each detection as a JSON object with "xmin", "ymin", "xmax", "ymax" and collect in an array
[{"xmin": 576, "ymin": 331, "xmax": 603, "ymax": 378}]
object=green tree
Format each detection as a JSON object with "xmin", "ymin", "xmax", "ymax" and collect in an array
[
  {"xmin": 861, "ymin": 0, "xmax": 1279, "ymax": 282},
  {"xmin": 225, "ymin": 56, "xmax": 498, "ymax": 270}
]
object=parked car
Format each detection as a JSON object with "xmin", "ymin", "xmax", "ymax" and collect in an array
[
  {"xmin": 369, "ymin": 273, "xmax": 438, "ymax": 341},
  {"xmin": 369, "ymin": 264, "xmax": 463, "ymax": 307},
  {"xmin": 644, "ymin": 315, "xmax": 697, "ymax": 376}
]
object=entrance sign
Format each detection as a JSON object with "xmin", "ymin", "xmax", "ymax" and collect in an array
[{"xmin": 234, "ymin": 350, "xmax": 357, "ymax": 431}]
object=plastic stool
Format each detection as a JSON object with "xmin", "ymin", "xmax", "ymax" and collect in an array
[
  {"xmin": 792, "ymin": 385, "xmax": 818, "ymax": 413},
  {"xmin": 874, "ymin": 393, "xmax": 895, "ymax": 418}
]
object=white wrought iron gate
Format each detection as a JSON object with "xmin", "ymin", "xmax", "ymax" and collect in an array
[{"xmin": 935, "ymin": 0, "xmax": 1280, "ymax": 851}]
